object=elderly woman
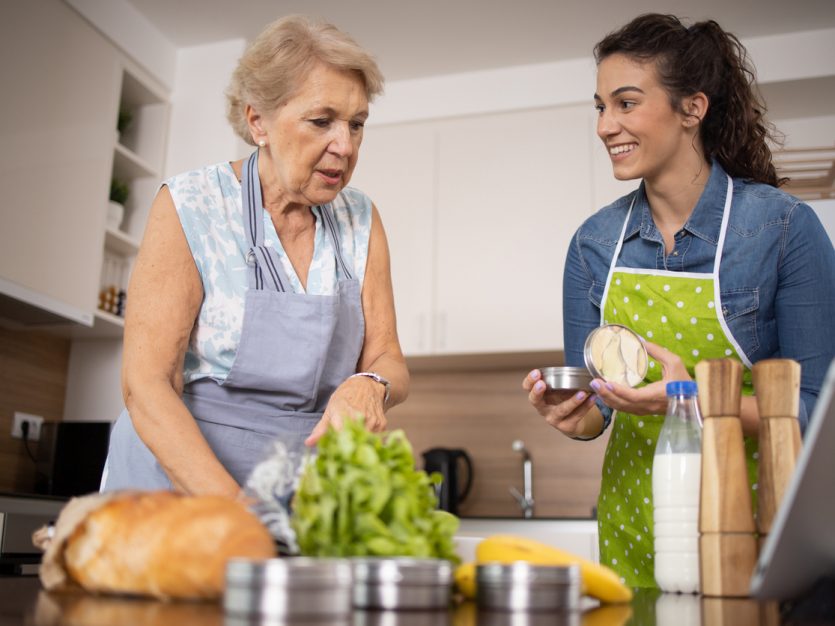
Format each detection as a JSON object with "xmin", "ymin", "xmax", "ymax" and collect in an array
[{"xmin": 101, "ymin": 15, "xmax": 408, "ymax": 497}]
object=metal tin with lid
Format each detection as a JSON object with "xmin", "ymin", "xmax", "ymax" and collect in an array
[
  {"xmin": 538, "ymin": 366, "xmax": 595, "ymax": 405},
  {"xmin": 476, "ymin": 562, "xmax": 581, "ymax": 612},
  {"xmin": 351, "ymin": 557, "xmax": 453, "ymax": 610},
  {"xmin": 584, "ymin": 323, "xmax": 648, "ymax": 388},
  {"xmin": 224, "ymin": 557, "xmax": 353, "ymax": 619}
]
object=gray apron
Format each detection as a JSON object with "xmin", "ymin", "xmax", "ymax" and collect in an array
[{"xmin": 101, "ymin": 150, "xmax": 365, "ymax": 491}]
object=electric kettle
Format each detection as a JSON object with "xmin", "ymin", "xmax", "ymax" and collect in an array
[{"xmin": 421, "ymin": 447, "xmax": 474, "ymax": 515}]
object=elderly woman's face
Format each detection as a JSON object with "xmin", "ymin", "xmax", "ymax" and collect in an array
[{"xmin": 259, "ymin": 62, "xmax": 369, "ymax": 206}]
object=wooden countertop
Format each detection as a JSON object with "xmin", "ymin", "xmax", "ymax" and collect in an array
[{"xmin": 0, "ymin": 575, "xmax": 811, "ymax": 626}]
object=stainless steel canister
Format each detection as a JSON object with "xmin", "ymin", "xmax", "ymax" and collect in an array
[
  {"xmin": 476, "ymin": 562, "xmax": 581, "ymax": 612},
  {"xmin": 351, "ymin": 557, "xmax": 453, "ymax": 610},
  {"xmin": 224, "ymin": 557, "xmax": 353, "ymax": 619}
]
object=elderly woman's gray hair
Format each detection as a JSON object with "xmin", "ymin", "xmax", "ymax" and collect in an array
[{"xmin": 226, "ymin": 15, "xmax": 385, "ymax": 145}]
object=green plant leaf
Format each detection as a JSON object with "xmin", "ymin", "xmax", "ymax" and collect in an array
[{"xmin": 291, "ymin": 417, "xmax": 460, "ymax": 562}]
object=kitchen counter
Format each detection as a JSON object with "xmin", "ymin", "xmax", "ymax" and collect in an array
[{"xmin": 1, "ymin": 575, "xmax": 823, "ymax": 626}]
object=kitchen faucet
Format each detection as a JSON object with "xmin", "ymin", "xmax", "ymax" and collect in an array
[{"xmin": 509, "ymin": 439, "xmax": 534, "ymax": 519}]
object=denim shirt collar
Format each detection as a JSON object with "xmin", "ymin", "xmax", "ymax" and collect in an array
[{"xmin": 625, "ymin": 162, "xmax": 730, "ymax": 246}]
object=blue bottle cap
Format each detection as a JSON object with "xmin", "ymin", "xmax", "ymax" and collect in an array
[{"xmin": 666, "ymin": 380, "xmax": 698, "ymax": 396}]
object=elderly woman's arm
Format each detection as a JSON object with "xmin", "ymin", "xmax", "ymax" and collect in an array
[
  {"xmin": 306, "ymin": 204, "xmax": 409, "ymax": 444},
  {"xmin": 121, "ymin": 187, "xmax": 240, "ymax": 497}
]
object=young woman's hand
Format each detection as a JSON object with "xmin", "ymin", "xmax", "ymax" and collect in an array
[
  {"xmin": 590, "ymin": 340, "xmax": 691, "ymax": 416},
  {"xmin": 523, "ymin": 369, "xmax": 600, "ymax": 438}
]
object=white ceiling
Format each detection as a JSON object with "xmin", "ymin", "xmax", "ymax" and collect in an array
[{"xmin": 125, "ymin": 0, "xmax": 835, "ymax": 81}]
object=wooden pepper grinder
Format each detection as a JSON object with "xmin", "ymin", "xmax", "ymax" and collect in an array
[
  {"xmin": 695, "ymin": 359, "xmax": 758, "ymax": 597},
  {"xmin": 753, "ymin": 359, "xmax": 802, "ymax": 545}
]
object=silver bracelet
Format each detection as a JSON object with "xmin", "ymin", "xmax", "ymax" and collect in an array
[{"xmin": 349, "ymin": 372, "xmax": 391, "ymax": 403}]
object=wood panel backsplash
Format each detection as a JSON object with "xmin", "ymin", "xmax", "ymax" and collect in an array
[
  {"xmin": 0, "ymin": 327, "xmax": 70, "ymax": 493},
  {"xmin": 389, "ymin": 352, "xmax": 609, "ymax": 519},
  {"xmin": 0, "ymin": 331, "xmax": 609, "ymax": 516}
]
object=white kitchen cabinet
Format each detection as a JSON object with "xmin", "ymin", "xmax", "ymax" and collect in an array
[
  {"xmin": 0, "ymin": 0, "xmax": 120, "ymax": 327},
  {"xmin": 357, "ymin": 105, "xmax": 600, "ymax": 355},
  {"xmin": 350, "ymin": 122, "xmax": 438, "ymax": 355},
  {"xmin": 0, "ymin": 1, "xmax": 169, "ymax": 338},
  {"xmin": 434, "ymin": 105, "xmax": 595, "ymax": 353}
]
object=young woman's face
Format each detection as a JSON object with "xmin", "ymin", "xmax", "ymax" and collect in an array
[
  {"xmin": 594, "ymin": 53, "xmax": 695, "ymax": 184},
  {"xmin": 257, "ymin": 62, "xmax": 369, "ymax": 207}
]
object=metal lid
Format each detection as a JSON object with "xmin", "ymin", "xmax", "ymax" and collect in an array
[
  {"xmin": 583, "ymin": 323, "xmax": 648, "ymax": 387},
  {"xmin": 476, "ymin": 562, "xmax": 581, "ymax": 586},
  {"xmin": 352, "ymin": 558, "xmax": 453, "ymax": 585},
  {"xmin": 226, "ymin": 557, "xmax": 353, "ymax": 588}
]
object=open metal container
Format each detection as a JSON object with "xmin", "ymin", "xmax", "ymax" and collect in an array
[
  {"xmin": 224, "ymin": 557, "xmax": 353, "ymax": 620},
  {"xmin": 351, "ymin": 557, "xmax": 453, "ymax": 610},
  {"xmin": 476, "ymin": 562, "xmax": 581, "ymax": 612}
]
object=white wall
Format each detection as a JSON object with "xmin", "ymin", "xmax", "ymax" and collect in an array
[{"xmin": 165, "ymin": 39, "xmax": 251, "ymax": 177}]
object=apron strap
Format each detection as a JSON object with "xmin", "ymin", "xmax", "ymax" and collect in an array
[
  {"xmin": 241, "ymin": 150, "xmax": 358, "ymax": 291},
  {"xmin": 241, "ymin": 150, "xmax": 293, "ymax": 292},
  {"xmin": 319, "ymin": 204, "xmax": 354, "ymax": 281},
  {"xmin": 599, "ymin": 192, "xmax": 637, "ymax": 325}
]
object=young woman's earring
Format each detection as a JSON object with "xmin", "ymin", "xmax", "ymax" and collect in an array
[{"xmin": 258, "ymin": 139, "xmax": 266, "ymax": 148}]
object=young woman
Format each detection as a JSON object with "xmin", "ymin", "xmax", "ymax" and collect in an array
[{"xmin": 524, "ymin": 13, "xmax": 835, "ymax": 587}]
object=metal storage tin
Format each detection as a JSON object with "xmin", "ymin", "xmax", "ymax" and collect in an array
[
  {"xmin": 476, "ymin": 562, "xmax": 581, "ymax": 612},
  {"xmin": 583, "ymin": 323, "xmax": 648, "ymax": 388},
  {"xmin": 538, "ymin": 366, "xmax": 594, "ymax": 405},
  {"xmin": 351, "ymin": 557, "xmax": 453, "ymax": 610},
  {"xmin": 224, "ymin": 557, "xmax": 353, "ymax": 619}
]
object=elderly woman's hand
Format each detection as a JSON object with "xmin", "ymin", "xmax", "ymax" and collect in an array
[
  {"xmin": 523, "ymin": 369, "xmax": 599, "ymax": 438},
  {"xmin": 589, "ymin": 340, "xmax": 691, "ymax": 416},
  {"xmin": 304, "ymin": 376, "xmax": 388, "ymax": 445}
]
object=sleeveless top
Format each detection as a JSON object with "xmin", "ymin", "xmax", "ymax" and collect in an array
[{"xmin": 164, "ymin": 162, "xmax": 373, "ymax": 383}]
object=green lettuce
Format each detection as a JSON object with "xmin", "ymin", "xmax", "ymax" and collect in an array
[{"xmin": 291, "ymin": 418, "xmax": 460, "ymax": 562}]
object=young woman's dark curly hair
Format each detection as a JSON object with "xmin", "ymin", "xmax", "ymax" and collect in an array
[{"xmin": 594, "ymin": 13, "xmax": 786, "ymax": 187}]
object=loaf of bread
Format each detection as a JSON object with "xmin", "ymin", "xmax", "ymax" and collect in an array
[{"xmin": 37, "ymin": 491, "xmax": 276, "ymax": 600}]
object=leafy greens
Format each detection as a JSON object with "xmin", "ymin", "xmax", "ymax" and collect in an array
[{"xmin": 291, "ymin": 418, "xmax": 460, "ymax": 562}]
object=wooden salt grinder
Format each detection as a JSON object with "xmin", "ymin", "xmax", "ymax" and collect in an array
[
  {"xmin": 753, "ymin": 359, "xmax": 802, "ymax": 541},
  {"xmin": 695, "ymin": 359, "xmax": 758, "ymax": 597}
]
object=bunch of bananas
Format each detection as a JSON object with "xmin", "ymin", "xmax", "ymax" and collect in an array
[{"xmin": 454, "ymin": 534, "xmax": 632, "ymax": 604}]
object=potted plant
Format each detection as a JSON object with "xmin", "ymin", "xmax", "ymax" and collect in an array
[
  {"xmin": 117, "ymin": 107, "xmax": 133, "ymax": 137},
  {"xmin": 108, "ymin": 178, "xmax": 129, "ymax": 231}
]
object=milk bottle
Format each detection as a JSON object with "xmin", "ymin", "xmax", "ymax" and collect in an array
[{"xmin": 652, "ymin": 380, "xmax": 703, "ymax": 593}]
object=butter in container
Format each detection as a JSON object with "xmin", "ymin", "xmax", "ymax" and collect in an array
[
  {"xmin": 476, "ymin": 562, "xmax": 581, "ymax": 612},
  {"xmin": 224, "ymin": 557, "xmax": 352, "ymax": 620},
  {"xmin": 352, "ymin": 557, "xmax": 453, "ymax": 610},
  {"xmin": 584, "ymin": 324, "xmax": 648, "ymax": 387}
]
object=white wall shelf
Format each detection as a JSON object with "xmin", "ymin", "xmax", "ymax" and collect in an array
[
  {"xmin": 104, "ymin": 227, "xmax": 141, "ymax": 257},
  {"xmin": 113, "ymin": 142, "xmax": 158, "ymax": 180}
]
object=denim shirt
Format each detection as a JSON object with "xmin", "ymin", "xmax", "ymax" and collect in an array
[{"xmin": 563, "ymin": 161, "xmax": 835, "ymax": 433}]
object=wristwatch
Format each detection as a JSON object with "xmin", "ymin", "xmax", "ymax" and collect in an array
[{"xmin": 349, "ymin": 371, "xmax": 391, "ymax": 403}]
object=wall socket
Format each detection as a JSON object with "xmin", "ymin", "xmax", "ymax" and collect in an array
[{"xmin": 12, "ymin": 412, "xmax": 44, "ymax": 441}]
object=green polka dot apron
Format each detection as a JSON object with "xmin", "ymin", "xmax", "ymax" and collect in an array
[{"xmin": 597, "ymin": 174, "xmax": 758, "ymax": 588}]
